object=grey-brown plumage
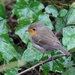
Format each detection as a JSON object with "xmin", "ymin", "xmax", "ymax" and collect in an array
[{"xmin": 28, "ymin": 22, "xmax": 70, "ymax": 55}]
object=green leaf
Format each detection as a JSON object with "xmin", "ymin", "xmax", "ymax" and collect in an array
[
  {"xmin": 48, "ymin": 56, "xmax": 72, "ymax": 72},
  {"xmin": 59, "ymin": 9, "xmax": 68, "ymax": 17},
  {"xmin": 18, "ymin": 17, "xmax": 31, "ymax": 25},
  {"xmin": 41, "ymin": 55, "xmax": 72, "ymax": 73},
  {"xmin": 22, "ymin": 46, "xmax": 43, "ymax": 62},
  {"xmin": 45, "ymin": 5, "xmax": 58, "ymax": 17},
  {"xmin": 15, "ymin": 23, "xmax": 30, "ymax": 44},
  {"xmin": 62, "ymin": 26, "xmax": 75, "ymax": 50},
  {"xmin": 40, "ymin": 56, "xmax": 66, "ymax": 74},
  {"xmin": 48, "ymin": 57, "xmax": 65, "ymax": 72},
  {"xmin": 63, "ymin": 56, "xmax": 73, "ymax": 68},
  {"xmin": 0, "ymin": 4, "xmax": 9, "ymax": 35},
  {"xmin": 0, "ymin": 4, "xmax": 6, "ymax": 19},
  {"xmin": 12, "ymin": 0, "xmax": 28, "ymax": 17},
  {"xmin": 55, "ymin": 17, "xmax": 65, "ymax": 32},
  {"xmin": 65, "ymin": 8, "xmax": 75, "ymax": 24},
  {"xmin": 36, "ymin": 13, "xmax": 54, "ymax": 30},
  {"xmin": 52, "ymin": 60, "xmax": 64, "ymax": 72},
  {"xmin": 5, "ymin": 68, "xmax": 20, "ymax": 75},
  {"xmin": 30, "ymin": 1, "xmax": 44, "ymax": 15},
  {"xmin": 62, "ymin": 67, "xmax": 75, "ymax": 75},
  {"xmin": 40, "ymin": 51, "xmax": 71, "ymax": 74},
  {"xmin": 0, "ymin": 34, "xmax": 18, "ymax": 62},
  {"xmin": 40, "ymin": 63, "xmax": 50, "ymax": 75},
  {"xmin": 12, "ymin": 0, "xmax": 44, "ymax": 22},
  {"xmin": 0, "ymin": 20, "xmax": 9, "ymax": 35}
]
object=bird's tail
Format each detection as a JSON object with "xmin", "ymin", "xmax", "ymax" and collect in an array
[{"xmin": 58, "ymin": 45, "xmax": 70, "ymax": 56}]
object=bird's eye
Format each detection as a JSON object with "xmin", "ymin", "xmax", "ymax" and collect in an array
[{"xmin": 33, "ymin": 28, "xmax": 35, "ymax": 31}]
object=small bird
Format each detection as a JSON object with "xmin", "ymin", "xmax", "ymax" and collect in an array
[{"xmin": 27, "ymin": 22, "xmax": 70, "ymax": 55}]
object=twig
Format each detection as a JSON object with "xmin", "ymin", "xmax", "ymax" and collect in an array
[
  {"xmin": 17, "ymin": 54, "xmax": 64, "ymax": 75},
  {"xmin": 34, "ymin": 68, "xmax": 41, "ymax": 75},
  {"xmin": 17, "ymin": 50, "xmax": 75, "ymax": 75},
  {"xmin": 0, "ymin": 50, "xmax": 74, "ymax": 74}
]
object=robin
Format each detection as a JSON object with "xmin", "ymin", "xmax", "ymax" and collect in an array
[{"xmin": 27, "ymin": 22, "xmax": 70, "ymax": 55}]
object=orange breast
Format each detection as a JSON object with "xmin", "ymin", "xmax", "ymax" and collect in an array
[{"xmin": 28, "ymin": 28, "xmax": 38, "ymax": 36}]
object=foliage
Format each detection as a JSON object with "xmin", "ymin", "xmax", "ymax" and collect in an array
[{"xmin": 0, "ymin": 0, "xmax": 75, "ymax": 75}]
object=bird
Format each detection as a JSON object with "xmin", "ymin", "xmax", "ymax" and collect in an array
[{"xmin": 27, "ymin": 22, "xmax": 70, "ymax": 56}]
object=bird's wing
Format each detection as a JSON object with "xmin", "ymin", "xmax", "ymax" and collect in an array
[{"xmin": 32, "ymin": 35, "xmax": 61, "ymax": 51}]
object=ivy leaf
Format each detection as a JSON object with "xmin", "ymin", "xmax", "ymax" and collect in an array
[
  {"xmin": 45, "ymin": 5, "xmax": 58, "ymax": 17},
  {"xmin": 62, "ymin": 26, "xmax": 75, "ymax": 51},
  {"xmin": 40, "ymin": 63, "xmax": 50, "ymax": 75},
  {"xmin": 0, "ymin": 34, "xmax": 18, "ymax": 62},
  {"xmin": 62, "ymin": 67, "xmax": 75, "ymax": 75},
  {"xmin": 5, "ymin": 68, "xmax": 20, "ymax": 75},
  {"xmin": 36, "ymin": 13, "xmax": 54, "ymax": 30},
  {"xmin": 30, "ymin": 1, "xmax": 44, "ymax": 15},
  {"xmin": 22, "ymin": 48, "xmax": 43, "ymax": 62},
  {"xmin": 65, "ymin": 8, "xmax": 75, "ymax": 24},
  {"xmin": 63, "ymin": 56, "xmax": 73, "ymax": 68},
  {"xmin": 15, "ymin": 23, "xmax": 30, "ymax": 44},
  {"xmin": 0, "ymin": 4, "xmax": 9, "ymax": 35},
  {"xmin": 12, "ymin": 0, "xmax": 44, "ymax": 22},
  {"xmin": 55, "ymin": 17, "xmax": 65, "ymax": 32},
  {"xmin": 0, "ymin": 4, "xmax": 6, "ymax": 19},
  {"xmin": 59, "ymin": 9, "xmax": 68, "ymax": 17}
]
